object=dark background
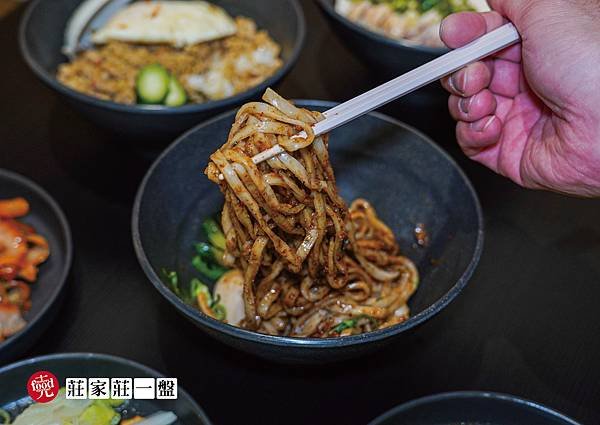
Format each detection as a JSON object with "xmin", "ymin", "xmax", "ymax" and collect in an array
[{"xmin": 2, "ymin": 1, "xmax": 600, "ymax": 424}]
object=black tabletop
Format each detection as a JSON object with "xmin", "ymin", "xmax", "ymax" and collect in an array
[{"xmin": 2, "ymin": 1, "xmax": 600, "ymax": 424}]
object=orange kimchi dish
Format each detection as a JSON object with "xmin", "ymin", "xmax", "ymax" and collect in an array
[{"xmin": 0, "ymin": 197, "xmax": 50, "ymax": 341}]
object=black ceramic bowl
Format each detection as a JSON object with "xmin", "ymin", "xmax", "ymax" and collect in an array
[
  {"xmin": 0, "ymin": 169, "xmax": 72, "ymax": 364},
  {"xmin": 316, "ymin": 0, "xmax": 446, "ymax": 76},
  {"xmin": 0, "ymin": 353, "xmax": 212, "ymax": 424},
  {"xmin": 132, "ymin": 100, "xmax": 484, "ymax": 364},
  {"xmin": 368, "ymin": 391, "xmax": 581, "ymax": 425},
  {"xmin": 19, "ymin": 0, "xmax": 305, "ymax": 142}
]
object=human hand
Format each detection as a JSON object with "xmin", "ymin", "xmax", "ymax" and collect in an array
[{"xmin": 440, "ymin": 0, "xmax": 600, "ymax": 197}]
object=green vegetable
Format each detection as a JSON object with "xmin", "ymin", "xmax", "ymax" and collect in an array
[
  {"xmin": 0, "ymin": 409, "xmax": 10, "ymax": 424},
  {"xmin": 102, "ymin": 399, "xmax": 124, "ymax": 408},
  {"xmin": 190, "ymin": 279, "xmax": 227, "ymax": 321},
  {"xmin": 332, "ymin": 315, "xmax": 376, "ymax": 334},
  {"xmin": 203, "ymin": 218, "xmax": 226, "ymax": 250},
  {"xmin": 190, "ymin": 278, "xmax": 212, "ymax": 300},
  {"xmin": 136, "ymin": 64, "xmax": 170, "ymax": 104},
  {"xmin": 420, "ymin": 0, "xmax": 439, "ymax": 11},
  {"xmin": 211, "ymin": 302, "xmax": 227, "ymax": 321},
  {"xmin": 162, "ymin": 269, "xmax": 181, "ymax": 297},
  {"xmin": 210, "ymin": 294, "xmax": 227, "ymax": 321},
  {"xmin": 369, "ymin": 0, "xmax": 474, "ymax": 15},
  {"xmin": 162, "ymin": 218, "xmax": 230, "ymax": 318},
  {"xmin": 192, "ymin": 243, "xmax": 228, "ymax": 280},
  {"xmin": 333, "ymin": 318, "xmax": 359, "ymax": 334},
  {"xmin": 164, "ymin": 76, "xmax": 188, "ymax": 107},
  {"xmin": 78, "ymin": 400, "xmax": 121, "ymax": 425},
  {"xmin": 195, "ymin": 242, "xmax": 225, "ymax": 265},
  {"xmin": 192, "ymin": 255, "xmax": 227, "ymax": 280}
]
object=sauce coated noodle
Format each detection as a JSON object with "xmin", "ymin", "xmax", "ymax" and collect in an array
[{"xmin": 205, "ymin": 89, "xmax": 418, "ymax": 337}]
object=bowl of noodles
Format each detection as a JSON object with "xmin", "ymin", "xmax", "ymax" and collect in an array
[
  {"xmin": 132, "ymin": 91, "xmax": 484, "ymax": 363},
  {"xmin": 19, "ymin": 0, "xmax": 305, "ymax": 142},
  {"xmin": 316, "ymin": 0, "xmax": 489, "ymax": 76}
]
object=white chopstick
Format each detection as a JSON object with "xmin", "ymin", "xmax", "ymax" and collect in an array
[{"xmin": 250, "ymin": 23, "xmax": 520, "ymax": 166}]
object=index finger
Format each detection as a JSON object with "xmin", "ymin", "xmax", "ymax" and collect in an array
[{"xmin": 440, "ymin": 11, "xmax": 521, "ymax": 63}]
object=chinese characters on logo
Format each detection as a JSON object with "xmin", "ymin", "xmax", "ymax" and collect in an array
[
  {"xmin": 111, "ymin": 378, "xmax": 133, "ymax": 399},
  {"xmin": 64, "ymin": 377, "xmax": 177, "ymax": 400},
  {"xmin": 88, "ymin": 378, "xmax": 109, "ymax": 399},
  {"xmin": 133, "ymin": 378, "xmax": 155, "ymax": 399},
  {"xmin": 65, "ymin": 378, "xmax": 87, "ymax": 399},
  {"xmin": 26, "ymin": 372, "xmax": 177, "ymax": 402},
  {"xmin": 157, "ymin": 378, "xmax": 177, "ymax": 399}
]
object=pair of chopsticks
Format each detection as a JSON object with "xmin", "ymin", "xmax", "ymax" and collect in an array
[{"xmin": 251, "ymin": 23, "xmax": 520, "ymax": 166}]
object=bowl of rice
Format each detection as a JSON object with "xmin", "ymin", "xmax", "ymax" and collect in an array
[{"xmin": 20, "ymin": 0, "xmax": 305, "ymax": 142}]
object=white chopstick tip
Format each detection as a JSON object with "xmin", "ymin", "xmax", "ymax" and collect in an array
[
  {"xmin": 218, "ymin": 144, "xmax": 285, "ymax": 179},
  {"xmin": 252, "ymin": 144, "xmax": 285, "ymax": 164},
  {"xmin": 290, "ymin": 130, "xmax": 308, "ymax": 140}
]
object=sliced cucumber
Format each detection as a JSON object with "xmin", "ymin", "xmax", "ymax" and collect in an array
[
  {"xmin": 165, "ymin": 76, "xmax": 188, "ymax": 107},
  {"xmin": 136, "ymin": 64, "xmax": 170, "ymax": 104}
]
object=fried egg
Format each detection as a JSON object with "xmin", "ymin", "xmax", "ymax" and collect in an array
[{"xmin": 92, "ymin": 1, "xmax": 237, "ymax": 48}]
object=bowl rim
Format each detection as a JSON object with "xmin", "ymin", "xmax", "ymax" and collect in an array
[
  {"xmin": 367, "ymin": 391, "xmax": 581, "ymax": 425},
  {"xmin": 18, "ymin": 0, "xmax": 306, "ymax": 115},
  {"xmin": 132, "ymin": 99, "xmax": 484, "ymax": 349},
  {"xmin": 315, "ymin": 0, "xmax": 448, "ymax": 55},
  {"xmin": 0, "ymin": 352, "xmax": 213, "ymax": 424},
  {"xmin": 0, "ymin": 169, "xmax": 73, "ymax": 360}
]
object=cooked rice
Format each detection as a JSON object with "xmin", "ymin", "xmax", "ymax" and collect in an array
[{"xmin": 57, "ymin": 17, "xmax": 282, "ymax": 104}]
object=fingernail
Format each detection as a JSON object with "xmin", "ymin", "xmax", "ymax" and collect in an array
[
  {"xmin": 439, "ymin": 19, "xmax": 447, "ymax": 40},
  {"xmin": 471, "ymin": 116, "xmax": 495, "ymax": 132},
  {"xmin": 451, "ymin": 68, "xmax": 467, "ymax": 95},
  {"xmin": 459, "ymin": 97, "xmax": 471, "ymax": 114}
]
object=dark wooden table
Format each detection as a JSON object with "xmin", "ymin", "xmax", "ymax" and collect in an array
[{"xmin": 2, "ymin": 1, "xmax": 600, "ymax": 424}]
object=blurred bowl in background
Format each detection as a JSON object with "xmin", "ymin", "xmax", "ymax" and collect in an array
[
  {"xmin": 19, "ymin": 0, "xmax": 305, "ymax": 143},
  {"xmin": 0, "ymin": 169, "xmax": 72, "ymax": 365},
  {"xmin": 0, "ymin": 353, "xmax": 212, "ymax": 424},
  {"xmin": 316, "ymin": 0, "xmax": 448, "ymax": 79},
  {"xmin": 368, "ymin": 391, "xmax": 581, "ymax": 425}
]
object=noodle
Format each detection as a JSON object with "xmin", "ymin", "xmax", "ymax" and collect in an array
[{"xmin": 205, "ymin": 89, "xmax": 418, "ymax": 337}]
